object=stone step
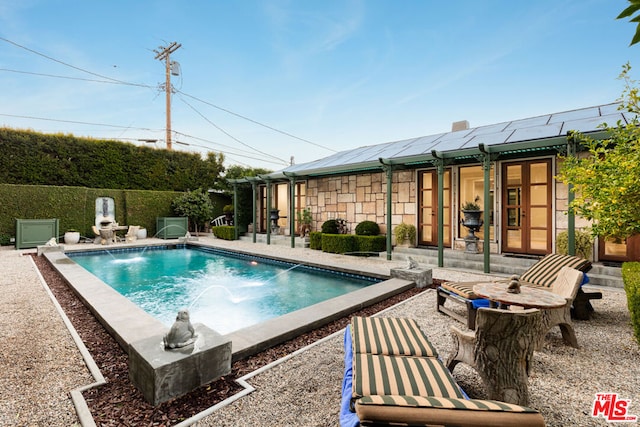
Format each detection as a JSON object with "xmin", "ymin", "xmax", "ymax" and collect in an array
[{"xmin": 392, "ymin": 247, "xmax": 623, "ymax": 289}]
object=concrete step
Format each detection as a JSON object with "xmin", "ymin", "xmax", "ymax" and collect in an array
[{"xmin": 392, "ymin": 247, "xmax": 623, "ymax": 289}]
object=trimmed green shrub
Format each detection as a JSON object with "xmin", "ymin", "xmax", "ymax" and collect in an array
[
  {"xmin": 622, "ymin": 261, "xmax": 640, "ymax": 346},
  {"xmin": 321, "ymin": 219, "xmax": 339, "ymax": 234},
  {"xmin": 211, "ymin": 225, "xmax": 236, "ymax": 240},
  {"xmin": 355, "ymin": 235, "xmax": 386, "ymax": 253},
  {"xmin": 321, "ymin": 234, "xmax": 356, "ymax": 254},
  {"xmin": 556, "ymin": 229, "xmax": 594, "ymax": 260},
  {"xmin": 355, "ymin": 220, "xmax": 380, "ymax": 236},
  {"xmin": 309, "ymin": 231, "xmax": 323, "ymax": 250},
  {"xmin": 394, "ymin": 223, "xmax": 417, "ymax": 246}
]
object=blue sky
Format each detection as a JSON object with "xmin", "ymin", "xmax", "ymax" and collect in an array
[{"xmin": 0, "ymin": 1, "xmax": 636, "ymax": 170}]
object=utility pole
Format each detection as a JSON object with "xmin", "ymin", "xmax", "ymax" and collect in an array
[{"xmin": 154, "ymin": 42, "xmax": 181, "ymax": 150}]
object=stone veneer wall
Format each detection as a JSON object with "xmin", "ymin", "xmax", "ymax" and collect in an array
[{"xmin": 305, "ymin": 170, "xmax": 416, "ymax": 234}]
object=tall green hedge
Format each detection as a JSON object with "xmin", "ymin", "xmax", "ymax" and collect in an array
[
  {"xmin": 0, "ymin": 128, "xmax": 224, "ymax": 191},
  {"xmin": 0, "ymin": 183, "xmax": 179, "ymax": 241},
  {"xmin": 622, "ymin": 261, "xmax": 640, "ymax": 346}
]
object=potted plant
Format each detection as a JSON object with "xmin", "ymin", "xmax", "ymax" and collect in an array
[
  {"xmin": 394, "ymin": 223, "xmax": 417, "ymax": 247},
  {"xmin": 460, "ymin": 196, "xmax": 483, "ymax": 253},
  {"xmin": 64, "ymin": 229, "xmax": 81, "ymax": 244},
  {"xmin": 296, "ymin": 207, "xmax": 313, "ymax": 237},
  {"xmin": 136, "ymin": 227, "xmax": 147, "ymax": 240},
  {"xmin": 223, "ymin": 204, "xmax": 234, "ymax": 225}
]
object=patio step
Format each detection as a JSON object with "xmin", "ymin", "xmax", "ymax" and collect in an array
[{"xmin": 392, "ymin": 247, "xmax": 623, "ymax": 289}]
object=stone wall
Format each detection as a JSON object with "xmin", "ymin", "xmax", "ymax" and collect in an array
[{"xmin": 306, "ymin": 170, "xmax": 416, "ymax": 234}]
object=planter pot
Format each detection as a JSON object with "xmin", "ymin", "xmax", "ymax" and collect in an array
[
  {"xmin": 64, "ymin": 231, "xmax": 81, "ymax": 245},
  {"xmin": 136, "ymin": 228, "xmax": 147, "ymax": 239}
]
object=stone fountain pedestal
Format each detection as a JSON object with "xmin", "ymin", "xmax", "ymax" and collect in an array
[{"xmin": 128, "ymin": 323, "xmax": 232, "ymax": 406}]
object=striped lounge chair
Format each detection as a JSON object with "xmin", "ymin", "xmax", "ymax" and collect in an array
[
  {"xmin": 436, "ymin": 253, "xmax": 594, "ymax": 329},
  {"xmin": 341, "ymin": 316, "xmax": 546, "ymax": 427}
]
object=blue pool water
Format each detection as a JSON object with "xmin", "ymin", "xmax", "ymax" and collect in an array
[{"xmin": 68, "ymin": 246, "xmax": 377, "ymax": 334}]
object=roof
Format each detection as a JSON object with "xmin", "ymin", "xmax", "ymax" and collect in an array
[{"xmin": 266, "ymin": 102, "xmax": 634, "ymax": 180}]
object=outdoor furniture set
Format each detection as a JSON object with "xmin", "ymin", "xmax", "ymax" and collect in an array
[
  {"xmin": 92, "ymin": 224, "xmax": 140, "ymax": 245},
  {"xmin": 340, "ymin": 253, "xmax": 604, "ymax": 426},
  {"xmin": 436, "ymin": 253, "xmax": 601, "ymax": 329}
]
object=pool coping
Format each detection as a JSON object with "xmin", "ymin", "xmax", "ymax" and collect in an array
[{"xmin": 45, "ymin": 243, "xmax": 415, "ymax": 361}]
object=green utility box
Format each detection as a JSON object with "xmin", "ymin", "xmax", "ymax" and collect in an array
[
  {"xmin": 15, "ymin": 218, "xmax": 59, "ymax": 249},
  {"xmin": 156, "ymin": 217, "xmax": 188, "ymax": 239}
]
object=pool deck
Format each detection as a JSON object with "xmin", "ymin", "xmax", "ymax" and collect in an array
[
  {"xmin": 45, "ymin": 239, "xmax": 418, "ymax": 361},
  {"xmin": 0, "ymin": 234, "xmax": 521, "ymax": 425}
]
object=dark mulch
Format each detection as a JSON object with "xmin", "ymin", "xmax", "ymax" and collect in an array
[{"xmin": 32, "ymin": 254, "xmax": 437, "ymax": 426}]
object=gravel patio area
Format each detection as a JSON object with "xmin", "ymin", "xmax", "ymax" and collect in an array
[{"xmin": 1, "ymin": 238, "xmax": 638, "ymax": 426}]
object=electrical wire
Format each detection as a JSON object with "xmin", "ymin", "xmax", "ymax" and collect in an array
[
  {"xmin": 176, "ymin": 93, "xmax": 289, "ymax": 165},
  {"xmin": 1, "ymin": 36, "xmax": 336, "ymax": 160}
]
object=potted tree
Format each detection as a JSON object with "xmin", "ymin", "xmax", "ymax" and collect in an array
[
  {"xmin": 296, "ymin": 207, "xmax": 313, "ymax": 237},
  {"xmin": 223, "ymin": 204, "xmax": 234, "ymax": 226},
  {"xmin": 394, "ymin": 223, "xmax": 417, "ymax": 247}
]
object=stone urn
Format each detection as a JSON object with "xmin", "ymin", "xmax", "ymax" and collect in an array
[
  {"xmin": 136, "ymin": 227, "xmax": 147, "ymax": 239},
  {"xmin": 64, "ymin": 230, "xmax": 81, "ymax": 244},
  {"xmin": 461, "ymin": 210, "xmax": 483, "ymax": 253}
]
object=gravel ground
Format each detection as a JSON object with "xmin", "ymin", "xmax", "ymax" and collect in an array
[
  {"xmin": 0, "ymin": 248, "xmax": 92, "ymax": 426},
  {"xmin": 196, "ymin": 285, "xmax": 639, "ymax": 427},
  {"xmin": 1, "ymin": 239, "xmax": 638, "ymax": 426}
]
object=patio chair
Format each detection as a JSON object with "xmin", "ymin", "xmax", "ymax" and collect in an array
[
  {"xmin": 526, "ymin": 266, "xmax": 584, "ymax": 349},
  {"xmin": 447, "ymin": 307, "xmax": 542, "ymax": 406},
  {"xmin": 436, "ymin": 253, "xmax": 594, "ymax": 329},
  {"xmin": 125, "ymin": 225, "xmax": 140, "ymax": 243}
]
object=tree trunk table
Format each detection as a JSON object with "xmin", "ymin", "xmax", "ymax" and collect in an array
[{"xmin": 448, "ymin": 307, "xmax": 542, "ymax": 406}]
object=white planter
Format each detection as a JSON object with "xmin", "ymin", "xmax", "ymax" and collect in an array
[
  {"xmin": 136, "ymin": 228, "xmax": 147, "ymax": 239},
  {"xmin": 64, "ymin": 231, "xmax": 81, "ymax": 245}
]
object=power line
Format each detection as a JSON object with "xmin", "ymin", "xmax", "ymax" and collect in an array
[
  {"xmin": 0, "ymin": 68, "xmax": 150, "ymax": 87},
  {"xmin": 1, "ymin": 36, "xmax": 337, "ymax": 158},
  {"xmin": 176, "ymin": 89, "xmax": 337, "ymax": 153},
  {"xmin": 0, "ymin": 36, "xmax": 141, "ymax": 87},
  {"xmin": 177, "ymin": 94, "xmax": 289, "ymax": 165},
  {"xmin": 0, "ymin": 112, "xmax": 162, "ymax": 131}
]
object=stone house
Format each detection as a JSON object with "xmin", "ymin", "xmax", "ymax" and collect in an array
[{"xmin": 233, "ymin": 102, "xmax": 637, "ymax": 268}]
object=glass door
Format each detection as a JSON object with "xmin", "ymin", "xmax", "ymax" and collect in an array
[
  {"xmin": 599, "ymin": 235, "xmax": 640, "ymax": 262},
  {"xmin": 418, "ymin": 169, "xmax": 451, "ymax": 246},
  {"xmin": 501, "ymin": 160, "xmax": 552, "ymax": 254}
]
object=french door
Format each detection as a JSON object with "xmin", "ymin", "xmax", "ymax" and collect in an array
[
  {"xmin": 599, "ymin": 235, "xmax": 640, "ymax": 262},
  {"xmin": 501, "ymin": 160, "xmax": 552, "ymax": 254},
  {"xmin": 418, "ymin": 169, "xmax": 451, "ymax": 247}
]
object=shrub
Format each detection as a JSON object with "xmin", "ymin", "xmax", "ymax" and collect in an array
[
  {"xmin": 321, "ymin": 219, "xmax": 339, "ymax": 234},
  {"xmin": 556, "ymin": 229, "xmax": 594, "ymax": 260},
  {"xmin": 622, "ymin": 261, "xmax": 640, "ymax": 346},
  {"xmin": 309, "ymin": 231, "xmax": 323, "ymax": 250},
  {"xmin": 394, "ymin": 223, "xmax": 417, "ymax": 246},
  {"xmin": 355, "ymin": 235, "xmax": 386, "ymax": 253},
  {"xmin": 355, "ymin": 220, "xmax": 380, "ymax": 236},
  {"xmin": 321, "ymin": 234, "xmax": 355, "ymax": 254},
  {"xmin": 211, "ymin": 225, "xmax": 235, "ymax": 240}
]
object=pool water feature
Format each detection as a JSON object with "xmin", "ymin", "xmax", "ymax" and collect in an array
[{"xmin": 68, "ymin": 246, "xmax": 378, "ymax": 335}]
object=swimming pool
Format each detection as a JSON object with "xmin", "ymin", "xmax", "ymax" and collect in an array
[{"xmin": 68, "ymin": 246, "xmax": 378, "ymax": 334}]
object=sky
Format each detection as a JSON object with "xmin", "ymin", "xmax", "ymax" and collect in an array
[{"xmin": 0, "ymin": 0, "xmax": 637, "ymax": 171}]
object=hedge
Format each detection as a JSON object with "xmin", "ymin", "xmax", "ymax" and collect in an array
[
  {"xmin": 309, "ymin": 231, "xmax": 323, "ymax": 250},
  {"xmin": 0, "ymin": 183, "xmax": 179, "ymax": 243},
  {"xmin": 622, "ymin": 261, "xmax": 640, "ymax": 346},
  {"xmin": 318, "ymin": 233, "xmax": 386, "ymax": 254},
  {"xmin": 321, "ymin": 234, "xmax": 356, "ymax": 254},
  {"xmin": 211, "ymin": 226, "xmax": 236, "ymax": 240}
]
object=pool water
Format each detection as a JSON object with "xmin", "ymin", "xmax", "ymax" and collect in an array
[{"xmin": 69, "ymin": 246, "xmax": 377, "ymax": 334}]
